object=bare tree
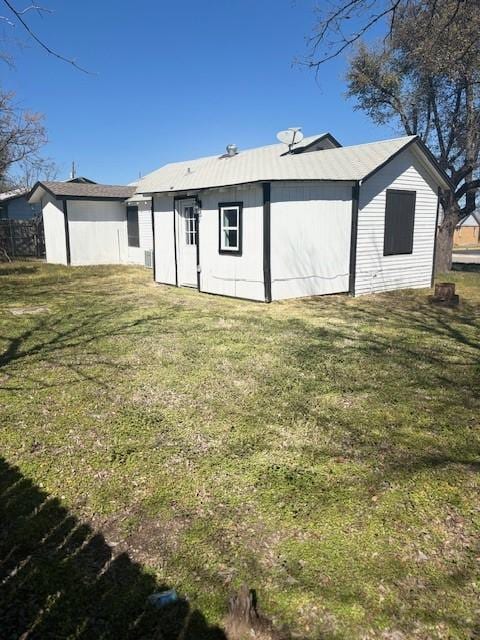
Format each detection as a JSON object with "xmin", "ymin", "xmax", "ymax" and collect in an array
[
  {"xmin": 9, "ymin": 155, "xmax": 58, "ymax": 189},
  {"xmin": 0, "ymin": 90, "xmax": 48, "ymax": 189},
  {"xmin": 304, "ymin": 0, "xmax": 480, "ymax": 272},
  {"xmin": 305, "ymin": 0, "xmax": 478, "ymax": 70}
]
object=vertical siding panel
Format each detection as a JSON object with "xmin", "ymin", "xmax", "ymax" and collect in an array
[
  {"xmin": 66, "ymin": 200, "xmax": 127, "ymax": 265},
  {"xmin": 153, "ymin": 195, "xmax": 177, "ymax": 285},
  {"xmin": 43, "ymin": 195, "xmax": 68, "ymax": 265},
  {"xmin": 270, "ymin": 181, "xmax": 352, "ymax": 300}
]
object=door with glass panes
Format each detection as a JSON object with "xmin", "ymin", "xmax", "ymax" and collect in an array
[{"xmin": 176, "ymin": 199, "xmax": 199, "ymax": 287}]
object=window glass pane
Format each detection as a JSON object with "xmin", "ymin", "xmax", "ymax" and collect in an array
[
  {"xmin": 184, "ymin": 207, "xmax": 198, "ymax": 246},
  {"xmin": 127, "ymin": 206, "xmax": 140, "ymax": 248},
  {"xmin": 223, "ymin": 208, "xmax": 238, "ymax": 228},
  {"xmin": 224, "ymin": 229, "xmax": 238, "ymax": 248}
]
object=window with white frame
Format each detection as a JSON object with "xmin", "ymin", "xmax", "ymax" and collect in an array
[
  {"xmin": 219, "ymin": 202, "xmax": 242, "ymax": 254},
  {"xmin": 184, "ymin": 206, "xmax": 198, "ymax": 246}
]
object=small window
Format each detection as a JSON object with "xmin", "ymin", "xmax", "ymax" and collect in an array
[
  {"xmin": 219, "ymin": 202, "xmax": 242, "ymax": 254},
  {"xmin": 184, "ymin": 206, "xmax": 198, "ymax": 245},
  {"xmin": 127, "ymin": 206, "xmax": 140, "ymax": 248},
  {"xmin": 384, "ymin": 189, "xmax": 416, "ymax": 256}
]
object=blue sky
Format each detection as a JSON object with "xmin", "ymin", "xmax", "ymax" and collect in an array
[{"xmin": 5, "ymin": 0, "xmax": 395, "ymax": 184}]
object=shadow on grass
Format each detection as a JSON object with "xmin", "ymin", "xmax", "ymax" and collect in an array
[
  {"xmin": 452, "ymin": 262, "xmax": 480, "ymax": 273},
  {"xmin": 0, "ymin": 456, "xmax": 226, "ymax": 640},
  {"xmin": 0, "ymin": 265, "xmax": 40, "ymax": 277}
]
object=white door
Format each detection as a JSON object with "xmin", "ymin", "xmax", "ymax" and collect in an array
[{"xmin": 176, "ymin": 199, "xmax": 199, "ymax": 287}]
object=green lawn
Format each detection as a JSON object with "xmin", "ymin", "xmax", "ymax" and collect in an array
[{"xmin": 1, "ymin": 262, "xmax": 479, "ymax": 640}]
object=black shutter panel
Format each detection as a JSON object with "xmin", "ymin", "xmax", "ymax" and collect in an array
[{"xmin": 384, "ymin": 190, "xmax": 416, "ymax": 256}]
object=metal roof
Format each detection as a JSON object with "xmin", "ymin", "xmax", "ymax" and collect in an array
[
  {"xmin": 29, "ymin": 181, "xmax": 135, "ymax": 202},
  {"xmin": 137, "ymin": 134, "xmax": 449, "ymax": 195}
]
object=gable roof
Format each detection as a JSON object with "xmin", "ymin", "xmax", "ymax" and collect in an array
[
  {"xmin": 28, "ymin": 181, "xmax": 135, "ymax": 203},
  {"xmin": 289, "ymin": 132, "xmax": 342, "ymax": 153},
  {"xmin": 137, "ymin": 134, "xmax": 451, "ymax": 195},
  {"xmin": 458, "ymin": 212, "xmax": 480, "ymax": 227},
  {"xmin": 66, "ymin": 176, "xmax": 97, "ymax": 184}
]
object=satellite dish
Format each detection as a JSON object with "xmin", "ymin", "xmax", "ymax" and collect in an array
[{"xmin": 276, "ymin": 127, "xmax": 304, "ymax": 149}]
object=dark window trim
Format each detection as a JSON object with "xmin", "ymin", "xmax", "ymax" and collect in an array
[
  {"xmin": 383, "ymin": 188, "xmax": 416, "ymax": 257},
  {"xmin": 262, "ymin": 183, "xmax": 271, "ymax": 302},
  {"xmin": 126, "ymin": 205, "xmax": 140, "ymax": 248},
  {"xmin": 218, "ymin": 201, "xmax": 243, "ymax": 256},
  {"xmin": 62, "ymin": 199, "xmax": 71, "ymax": 265},
  {"xmin": 431, "ymin": 186, "xmax": 441, "ymax": 287},
  {"xmin": 196, "ymin": 199, "xmax": 202, "ymax": 291},
  {"xmin": 151, "ymin": 197, "xmax": 156, "ymax": 282},
  {"xmin": 349, "ymin": 182, "xmax": 360, "ymax": 296}
]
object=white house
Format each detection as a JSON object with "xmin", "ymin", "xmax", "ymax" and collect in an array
[
  {"xmin": 136, "ymin": 132, "xmax": 451, "ymax": 300},
  {"xmin": 28, "ymin": 181, "xmax": 153, "ymax": 267}
]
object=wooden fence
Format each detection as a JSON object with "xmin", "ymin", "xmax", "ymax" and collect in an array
[{"xmin": 0, "ymin": 218, "xmax": 45, "ymax": 260}]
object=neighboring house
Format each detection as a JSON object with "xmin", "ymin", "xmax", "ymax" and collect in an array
[
  {"xmin": 454, "ymin": 213, "xmax": 480, "ymax": 247},
  {"xmin": 27, "ymin": 181, "xmax": 154, "ymax": 266},
  {"xmin": 29, "ymin": 130, "xmax": 451, "ymax": 300},
  {"xmin": 136, "ymin": 132, "xmax": 450, "ymax": 299},
  {"xmin": 0, "ymin": 189, "xmax": 41, "ymax": 220}
]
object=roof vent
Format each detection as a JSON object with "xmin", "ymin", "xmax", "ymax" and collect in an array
[{"xmin": 226, "ymin": 144, "xmax": 238, "ymax": 157}]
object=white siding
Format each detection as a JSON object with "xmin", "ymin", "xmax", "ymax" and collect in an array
[
  {"xmin": 42, "ymin": 195, "xmax": 67, "ymax": 265},
  {"xmin": 199, "ymin": 184, "xmax": 265, "ymax": 301},
  {"xmin": 355, "ymin": 147, "xmax": 438, "ymax": 295},
  {"xmin": 67, "ymin": 200, "xmax": 127, "ymax": 266},
  {"xmin": 127, "ymin": 200, "xmax": 153, "ymax": 265},
  {"xmin": 153, "ymin": 194, "xmax": 176, "ymax": 285},
  {"xmin": 271, "ymin": 181, "xmax": 352, "ymax": 300}
]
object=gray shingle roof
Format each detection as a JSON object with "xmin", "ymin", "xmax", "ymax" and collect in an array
[
  {"xmin": 137, "ymin": 135, "xmax": 424, "ymax": 194},
  {"xmin": 30, "ymin": 181, "xmax": 135, "ymax": 201}
]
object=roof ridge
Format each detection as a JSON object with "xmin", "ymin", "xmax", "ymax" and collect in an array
[
  {"xmin": 142, "ymin": 134, "xmax": 414, "ymax": 178},
  {"xmin": 142, "ymin": 133, "xmax": 329, "ymax": 175},
  {"xmin": 41, "ymin": 180, "xmax": 132, "ymax": 189}
]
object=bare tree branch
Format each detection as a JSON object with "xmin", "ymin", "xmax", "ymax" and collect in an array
[
  {"xmin": 455, "ymin": 179, "xmax": 480, "ymax": 201},
  {"xmin": 1, "ymin": 0, "xmax": 93, "ymax": 74}
]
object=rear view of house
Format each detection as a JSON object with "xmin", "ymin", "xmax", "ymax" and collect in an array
[
  {"xmin": 137, "ymin": 132, "xmax": 450, "ymax": 300},
  {"xmin": 29, "ymin": 130, "xmax": 451, "ymax": 301}
]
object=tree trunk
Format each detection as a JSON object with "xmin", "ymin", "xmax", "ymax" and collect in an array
[{"xmin": 434, "ymin": 195, "xmax": 459, "ymax": 275}]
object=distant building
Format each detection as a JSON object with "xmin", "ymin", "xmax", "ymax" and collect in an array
[
  {"xmin": 454, "ymin": 212, "xmax": 480, "ymax": 247},
  {"xmin": 0, "ymin": 189, "xmax": 41, "ymax": 220}
]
